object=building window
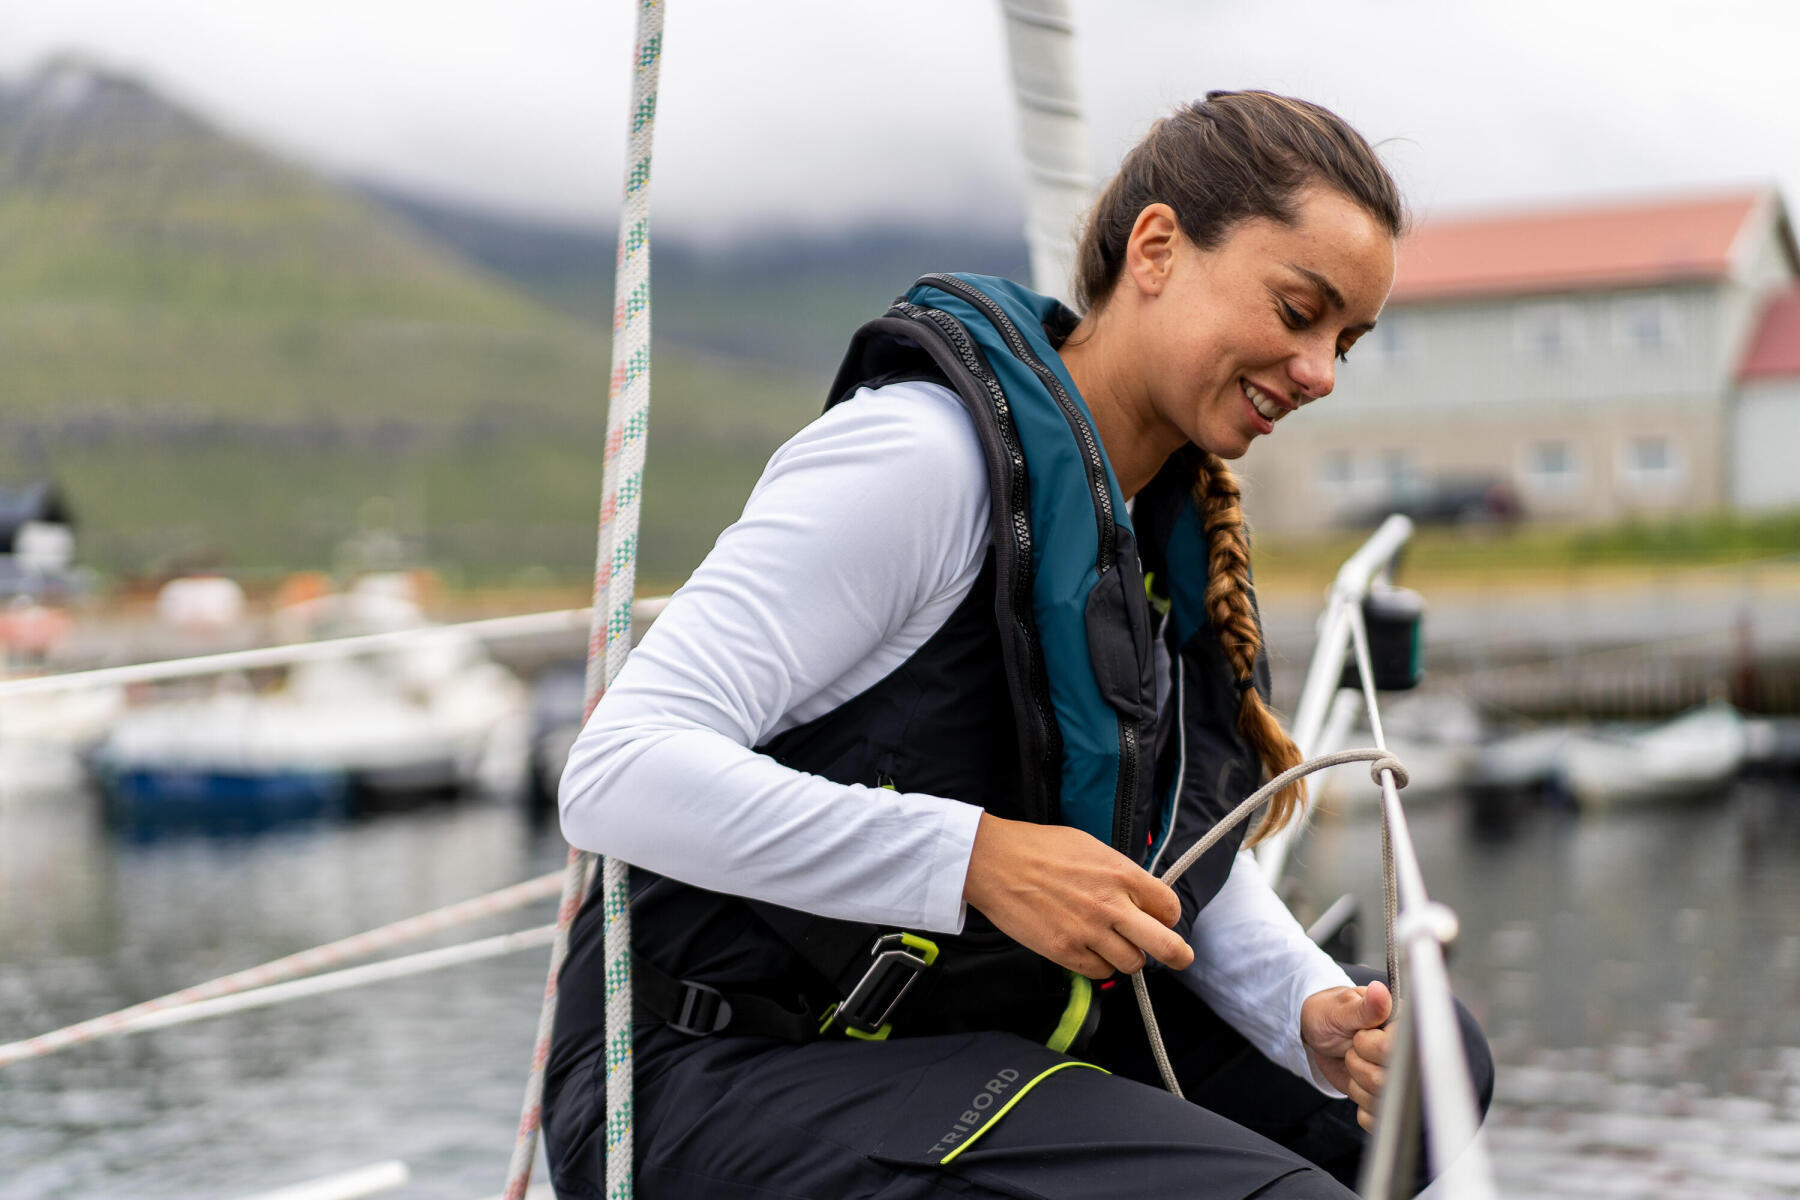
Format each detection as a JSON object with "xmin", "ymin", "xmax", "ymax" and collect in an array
[
  {"xmin": 1375, "ymin": 450, "xmax": 1420, "ymax": 501},
  {"xmin": 1317, "ymin": 450, "xmax": 1355, "ymax": 495},
  {"xmin": 1613, "ymin": 298, "xmax": 1678, "ymax": 353},
  {"xmin": 1523, "ymin": 439, "xmax": 1581, "ymax": 492},
  {"xmin": 1351, "ymin": 314, "xmax": 1409, "ymax": 369},
  {"xmin": 1515, "ymin": 304, "xmax": 1584, "ymax": 359},
  {"xmin": 1620, "ymin": 434, "xmax": 1682, "ymax": 490}
]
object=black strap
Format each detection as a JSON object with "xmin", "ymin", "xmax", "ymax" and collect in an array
[{"xmin": 632, "ymin": 954, "xmax": 820, "ymax": 1042}]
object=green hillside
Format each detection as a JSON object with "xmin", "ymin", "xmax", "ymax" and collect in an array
[{"xmin": 0, "ymin": 57, "xmax": 821, "ymax": 585}]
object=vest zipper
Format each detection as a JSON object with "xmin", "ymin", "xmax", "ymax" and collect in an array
[
  {"xmin": 917, "ymin": 274, "xmax": 1117, "ymax": 575},
  {"xmin": 1114, "ymin": 721, "xmax": 1140, "ymax": 857},
  {"xmin": 897, "ymin": 301, "xmax": 1063, "ymax": 825},
  {"xmin": 913, "ymin": 277, "xmax": 1149, "ymax": 858}
]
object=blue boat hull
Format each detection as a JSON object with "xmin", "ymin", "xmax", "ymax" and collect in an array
[{"xmin": 100, "ymin": 767, "xmax": 352, "ymax": 837}]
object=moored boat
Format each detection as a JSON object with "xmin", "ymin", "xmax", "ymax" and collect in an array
[
  {"xmin": 91, "ymin": 626, "xmax": 529, "ymax": 829},
  {"xmin": 1557, "ymin": 701, "xmax": 1748, "ymax": 809}
]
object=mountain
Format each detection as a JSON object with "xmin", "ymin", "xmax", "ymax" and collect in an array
[
  {"xmin": 0, "ymin": 57, "xmax": 825, "ymax": 582},
  {"xmin": 361, "ymin": 186, "xmax": 1032, "ymax": 374},
  {"xmin": 0, "ymin": 55, "xmax": 592, "ymax": 424}
]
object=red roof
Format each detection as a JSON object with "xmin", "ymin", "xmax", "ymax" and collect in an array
[
  {"xmin": 1392, "ymin": 190, "xmax": 1768, "ymax": 303},
  {"xmin": 1740, "ymin": 287, "xmax": 1800, "ymax": 381}
]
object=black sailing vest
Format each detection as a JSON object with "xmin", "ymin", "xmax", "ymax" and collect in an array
[{"xmin": 554, "ymin": 273, "xmax": 1276, "ymax": 1056}]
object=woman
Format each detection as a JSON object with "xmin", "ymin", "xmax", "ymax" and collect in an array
[{"xmin": 545, "ymin": 91, "xmax": 1492, "ymax": 1199}]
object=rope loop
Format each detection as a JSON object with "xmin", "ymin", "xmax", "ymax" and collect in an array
[{"xmin": 1370, "ymin": 753, "xmax": 1409, "ymax": 789}]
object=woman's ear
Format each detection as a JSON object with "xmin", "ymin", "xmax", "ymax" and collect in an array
[{"xmin": 1123, "ymin": 203, "xmax": 1181, "ymax": 297}]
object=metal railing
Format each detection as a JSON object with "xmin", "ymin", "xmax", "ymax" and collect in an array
[{"xmin": 1257, "ymin": 515, "xmax": 1499, "ymax": 1198}]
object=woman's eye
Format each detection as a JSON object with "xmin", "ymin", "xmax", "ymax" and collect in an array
[
  {"xmin": 1279, "ymin": 301, "xmax": 1310, "ymax": 329},
  {"xmin": 1336, "ymin": 347, "xmax": 1351, "ymax": 363}
]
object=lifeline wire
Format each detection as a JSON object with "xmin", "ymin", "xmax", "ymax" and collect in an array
[
  {"xmin": 1345, "ymin": 599, "xmax": 1404, "ymax": 1014},
  {"xmin": 1132, "ymin": 746, "xmax": 1409, "ymax": 1101},
  {"xmin": 501, "ymin": 5, "xmax": 664, "ymax": 1199},
  {"xmin": 0, "ymin": 870, "xmax": 564, "ymax": 1069},
  {"xmin": 49, "ymin": 926, "xmax": 556, "ymax": 1040},
  {"xmin": 1344, "ymin": 606, "xmax": 1497, "ymax": 1199}
]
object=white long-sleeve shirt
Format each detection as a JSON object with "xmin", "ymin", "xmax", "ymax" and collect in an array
[{"xmin": 560, "ymin": 379, "xmax": 1352, "ymax": 1090}]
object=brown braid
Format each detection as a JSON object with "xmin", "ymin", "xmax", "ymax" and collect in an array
[{"xmin": 1191, "ymin": 452, "xmax": 1305, "ymax": 845}]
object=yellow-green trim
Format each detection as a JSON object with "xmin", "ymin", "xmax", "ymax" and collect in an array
[
  {"xmin": 898, "ymin": 932, "xmax": 940, "ymax": 967},
  {"xmin": 1044, "ymin": 972, "xmax": 1092, "ymax": 1054},
  {"xmin": 938, "ymin": 1061, "xmax": 1109, "ymax": 1165},
  {"xmin": 844, "ymin": 1021, "xmax": 892, "ymax": 1041},
  {"xmin": 1144, "ymin": 570, "xmax": 1171, "ymax": 616}
]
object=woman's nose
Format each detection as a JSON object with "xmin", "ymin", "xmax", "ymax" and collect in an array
[{"xmin": 1289, "ymin": 347, "xmax": 1335, "ymax": 403}]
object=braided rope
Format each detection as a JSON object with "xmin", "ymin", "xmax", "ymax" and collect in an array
[
  {"xmin": 1133, "ymin": 746, "xmax": 1408, "ymax": 1099},
  {"xmin": 501, "ymin": 5, "xmax": 663, "ymax": 1198}
]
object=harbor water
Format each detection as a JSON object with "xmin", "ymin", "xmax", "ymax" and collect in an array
[{"xmin": 4, "ymin": 781, "xmax": 1800, "ymax": 1198}]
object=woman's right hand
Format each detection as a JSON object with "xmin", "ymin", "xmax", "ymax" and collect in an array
[{"xmin": 961, "ymin": 812, "xmax": 1194, "ymax": 979}]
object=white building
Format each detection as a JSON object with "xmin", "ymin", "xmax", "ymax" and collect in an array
[
  {"xmin": 1240, "ymin": 188, "xmax": 1800, "ymax": 533},
  {"xmin": 1734, "ymin": 287, "xmax": 1800, "ymax": 512}
]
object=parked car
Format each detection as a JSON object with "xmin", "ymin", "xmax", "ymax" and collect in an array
[{"xmin": 1341, "ymin": 476, "xmax": 1522, "ymax": 528}]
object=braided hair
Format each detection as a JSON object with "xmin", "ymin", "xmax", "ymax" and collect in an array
[{"xmin": 1074, "ymin": 91, "xmax": 1405, "ymax": 843}]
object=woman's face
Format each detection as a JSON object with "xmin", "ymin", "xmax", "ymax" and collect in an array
[{"xmin": 1130, "ymin": 187, "xmax": 1396, "ymax": 461}]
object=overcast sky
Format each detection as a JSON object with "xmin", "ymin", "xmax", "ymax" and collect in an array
[{"xmin": 2, "ymin": 0, "xmax": 1797, "ymax": 240}]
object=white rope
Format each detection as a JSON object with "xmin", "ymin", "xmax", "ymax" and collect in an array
[
  {"xmin": 0, "ymin": 870, "xmax": 564, "ymax": 1068},
  {"xmin": 1132, "ymin": 746, "xmax": 1408, "ymax": 1100},
  {"xmin": 998, "ymin": 0, "xmax": 1090, "ymax": 304},
  {"xmin": 503, "ymin": 5, "xmax": 663, "ymax": 1198},
  {"xmin": 0, "ymin": 609, "xmax": 596, "ymax": 698},
  {"xmin": 11, "ymin": 926, "xmax": 556, "ymax": 1044}
]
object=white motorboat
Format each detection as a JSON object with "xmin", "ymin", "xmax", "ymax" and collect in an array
[
  {"xmin": 90, "ymin": 623, "xmax": 529, "ymax": 824},
  {"xmin": 1556, "ymin": 702, "xmax": 1748, "ymax": 809}
]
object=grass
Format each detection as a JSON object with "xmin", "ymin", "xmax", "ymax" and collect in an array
[
  {"xmin": 1252, "ymin": 510, "xmax": 1800, "ymax": 597},
  {"xmin": 5, "ymin": 344, "xmax": 824, "ymax": 589}
]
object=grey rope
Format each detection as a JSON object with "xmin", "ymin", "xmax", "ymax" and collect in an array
[
  {"xmin": 1133, "ymin": 747, "xmax": 1408, "ymax": 1099},
  {"xmin": 1382, "ymin": 812, "xmax": 1401, "ymax": 1015}
]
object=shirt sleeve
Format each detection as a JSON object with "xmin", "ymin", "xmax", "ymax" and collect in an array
[
  {"xmin": 1178, "ymin": 850, "xmax": 1358, "ymax": 1094},
  {"xmin": 558, "ymin": 381, "xmax": 990, "ymax": 933}
]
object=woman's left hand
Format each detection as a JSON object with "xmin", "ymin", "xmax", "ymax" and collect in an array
[{"xmin": 1300, "ymin": 981, "xmax": 1393, "ymax": 1130}]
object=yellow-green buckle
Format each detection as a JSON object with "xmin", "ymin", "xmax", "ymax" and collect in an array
[{"xmin": 823, "ymin": 932, "xmax": 939, "ymax": 1040}]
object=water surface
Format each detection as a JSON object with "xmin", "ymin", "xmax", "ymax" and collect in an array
[{"xmin": 5, "ymin": 782, "xmax": 1800, "ymax": 1197}]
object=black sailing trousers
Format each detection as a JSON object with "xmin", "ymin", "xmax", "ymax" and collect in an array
[{"xmin": 546, "ymin": 965, "xmax": 1494, "ymax": 1200}]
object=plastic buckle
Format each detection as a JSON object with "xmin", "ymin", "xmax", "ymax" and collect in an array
[
  {"xmin": 669, "ymin": 980, "xmax": 733, "ymax": 1036},
  {"xmin": 834, "ymin": 933, "xmax": 936, "ymax": 1036}
]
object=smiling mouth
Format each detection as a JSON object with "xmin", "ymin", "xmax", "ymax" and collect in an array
[{"xmin": 1242, "ymin": 379, "xmax": 1290, "ymax": 429}]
